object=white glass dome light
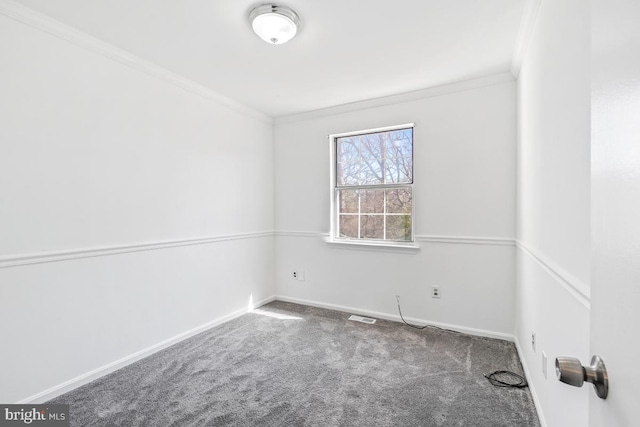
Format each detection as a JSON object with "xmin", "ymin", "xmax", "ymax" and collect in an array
[{"xmin": 249, "ymin": 4, "xmax": 300, "ymax": 45}]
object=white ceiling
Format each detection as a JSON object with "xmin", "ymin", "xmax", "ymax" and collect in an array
[{"xmin": 15, "ymin": 0, "xmax": 526, "ymax": 117}]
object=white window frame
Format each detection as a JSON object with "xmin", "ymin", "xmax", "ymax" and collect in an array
[{"xmin": 328, "ymin": 123, "xmax": 419, "ymax": 251}]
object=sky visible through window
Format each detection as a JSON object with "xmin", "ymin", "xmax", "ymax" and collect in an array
[{"xmin": 335, "ymin": 127, "xmax": 413, "ymax": 242}]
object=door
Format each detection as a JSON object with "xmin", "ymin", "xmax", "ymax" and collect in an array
[{"xmin": 590, "ymin": 0, "xmax": 640, "ymax": 425}]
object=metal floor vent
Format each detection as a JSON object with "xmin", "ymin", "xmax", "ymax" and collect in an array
[{"xmin": 348, "ymin": 315, "xmax": 376, "ymax": 324}]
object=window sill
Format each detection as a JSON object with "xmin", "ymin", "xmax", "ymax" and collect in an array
[{"xmin": 325, "ymin": 238, "xmax": 420, "ymax": 254}]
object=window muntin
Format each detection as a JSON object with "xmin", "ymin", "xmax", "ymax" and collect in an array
[{"xmin": 332, "ymin": 125, "xmax": 414, "ymax": 243}]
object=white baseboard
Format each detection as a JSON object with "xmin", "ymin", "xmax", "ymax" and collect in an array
[
  {"xmin": 514, "ymin": 336, "xmax": 547, "ymax": 427},
  {"xmin": 20, "ymin": 294, "xmax": 519, "ymax": 406},
  {"xmin": 273, "ymin": 295, "xmax": 514, "ymax": 342},
  {"xmin": 19, "ymin": 296, "xmax": 276, "ymax": 404}
]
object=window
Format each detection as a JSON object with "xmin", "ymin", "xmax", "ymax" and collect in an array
[{"xmin": 330, "ymin": 124, "xmax": 414, "ymax": 244}]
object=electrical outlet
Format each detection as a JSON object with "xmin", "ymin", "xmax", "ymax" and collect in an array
[
  {"xmin": 542, "ymin": 351, "xmax": 547, "ymax": 379},
  {"xmin": 291, "ymin": 269, "xmax": 305, "ymax": 281},
  {"xmin": 431, "ymin": 286, "xmax": 441, "ymax": 298},
  {"xmin": 531, "ymin": 332, "xmax": 536, "ymax": 352}
]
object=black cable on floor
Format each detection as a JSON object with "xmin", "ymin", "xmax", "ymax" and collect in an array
[
  {"xmin": 395, "ymin": 296, "xmax": 459, "ymax": 333},
  {"xmin": 395, "ymin": 297, "xmax": 526, "ymax": 389},
  {"xmin": 484, "ymin": 370, "xmax": 528, "ymax": 388}
]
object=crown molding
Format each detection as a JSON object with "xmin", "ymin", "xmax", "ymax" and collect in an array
[
  {"xmin": 416, "ymin": 235, "xmax": 515, "ymax": 246},
  {"xmin": 274, "ymin": 72, "xmax": 516, "ymax": 125},
  {"xmin": 516, "ymin": 240, "xmax": 590, "ymax": 309},
  {"xmin": 0, "ymin": 0, "xmax": 272, "ymax": 124},
  {"xmin": 511, "ymin": 0, "xmax": 542, "ymax": 78},
  {"xmin": 0, "ymin": 0, "xmax": 525, "ymax": 125},
  {"xmin": 0, "ymin": 231, "xmax": 274, "ymax": 269}
]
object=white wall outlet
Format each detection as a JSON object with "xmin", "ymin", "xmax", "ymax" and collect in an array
[
  {"xmin": 292, "ymin": 269, "xmax": 305, "ymax": 281},
  {"xmin": 431, "ymin": 286, "xmax": 441, "ymax": 298},
  {"xmin": 542, "ymin": 351, "xmax": 547, "ymax": 379},
  {"xmin": 531, "ymin": 332, "xmax": 536, "ymax": 352}
]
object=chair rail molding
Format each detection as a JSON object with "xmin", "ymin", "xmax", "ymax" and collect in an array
[
  {"xmin": 275, "ymin": 230, "xmax": 515, "ymax": 246},
  {"xmin": 0, "ymin": 231, "xmax": 274, "ymax": 269},
  {"xmin": 516, "ymin": 240, "xmax": 590, "ymax": 309}
]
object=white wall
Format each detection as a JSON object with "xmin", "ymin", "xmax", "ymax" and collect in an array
[
  {"xmin": 0, "ymin": 14, "xmax": 274, "ymax": 403},
  {"xmin": 274, "ymin": 80, "xmax": 517, "ymax": 336},
  {"xmin": 515, "ymin": 0, "xmax": 591, "ymax": 425}
]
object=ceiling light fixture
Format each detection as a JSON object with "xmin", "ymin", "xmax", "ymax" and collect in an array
[{"xmin": 249, "ymin": 4, "xmax": 300, "ymax": 45}]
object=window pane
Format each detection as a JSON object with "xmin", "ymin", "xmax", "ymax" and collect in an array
[
  {"xmin": 359, "ymin": 158, "xmax": 383, "ymax": 185},
  {"xmin": 384, "ymin": 129, "xmax": 413, "ymax": 184},
  {"xmin": 339, "ymin": 215, "xmax": 358, "ymax": 238},
  {"xmin": 336, "ymin": 127, "xmax": 412, "ymax": 187},
  {"xmin": 333, "ymin": 126, "xmax": 413, "ymax": 243},
  {"xmin": 384, "ymin": 156, "xmax": 413, "ymax": 184},
  {"xmin": 360, "ymin": 189, "xmax": 384, "ymax": 213},
  {"xmin": 386, "ymin": 215, "xmax": 412, "ymax": 241},
  {"xmin": 338, "ymin": 189, "xmax": 359, "ymax": 213},
  {"xmin": 361, "ymin": 215, "xmax": 383, "ymax": 239},
  {"xmin": 337, "ymin": 138, "xmax": 359, "ymax": 161},
  {"xmin": 385, "ymin": 129, "xmax": 413, "ymax": 157},
  {"xmin": 337, "ymin": 161, "xmax": 364, "ymax": 186},
  {"xmin": 386, "ymin": 188, "xmax": 412, "ymax": 213}
]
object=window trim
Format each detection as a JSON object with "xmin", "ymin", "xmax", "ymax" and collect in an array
[{"xmin": 328, "ymin": 123, "xmax": 417, "ymax": 249}]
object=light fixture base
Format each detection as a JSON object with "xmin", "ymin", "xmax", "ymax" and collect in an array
[{"xmin": 249, "ymin": 3, "xmax": 300, "ymax": 45}]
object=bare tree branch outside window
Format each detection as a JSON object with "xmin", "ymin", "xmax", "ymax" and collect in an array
[{"xmin": 334, "ymin": 127, "xmax": 413, "ymax": 242}]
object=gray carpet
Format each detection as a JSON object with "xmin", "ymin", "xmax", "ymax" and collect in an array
[{"xmin": 49, "ymin": 301, "xmax": 540, "ymax": 426}]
